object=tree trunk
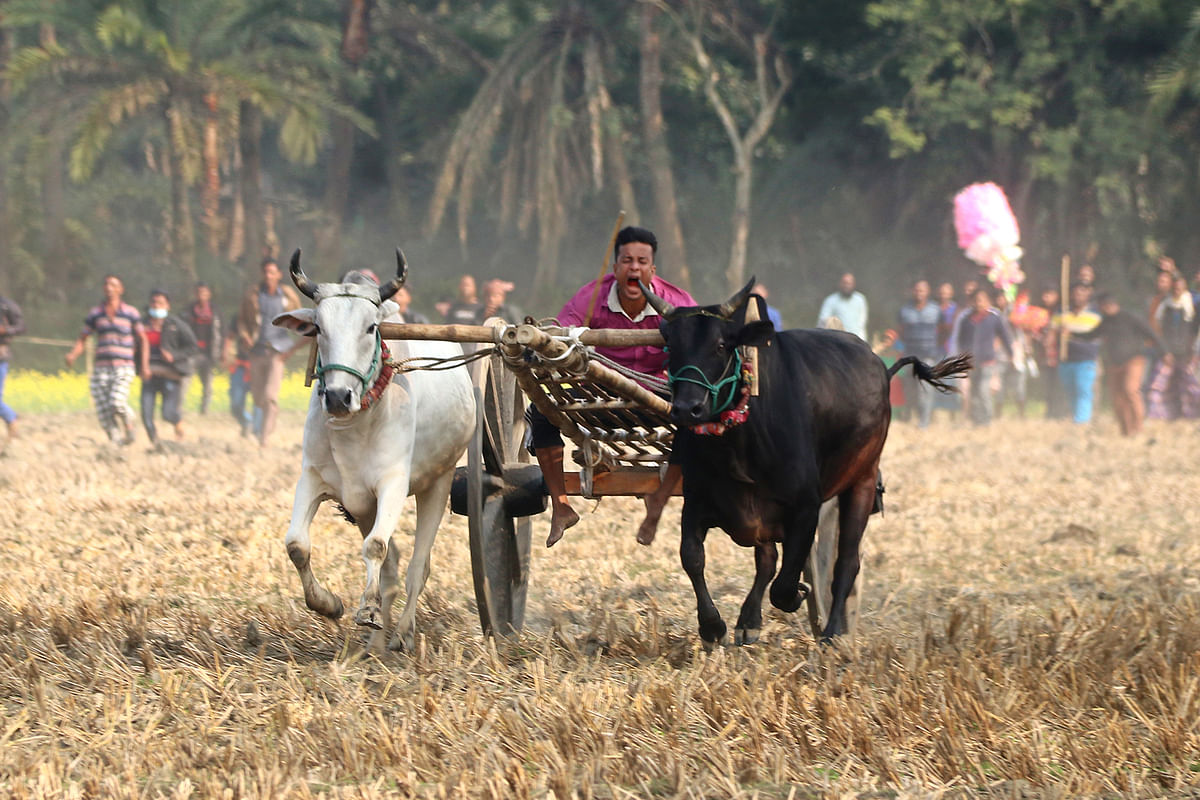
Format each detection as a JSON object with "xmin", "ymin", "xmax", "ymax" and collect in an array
[
  {"xmin": 316, "ymin": 0, "xmax": 371, "ymax": 271},
  {"xmin": 376, "ymin": 83, "xmax": 410, "ymax": 236},
  {"xmin": 315, "ymin": 116, "xmax": 355, "ymax": 269},
  {"xmin": 727, "ymin": 151, "xmax": 752, "ymax": 293},
  {"xmin": 0, "ymin": 22, "xmax": 13, "ymax": 289},
  {"xmin": 42, "ymin": 126, "xmax": 68, "ymax": 277},
  {"xmin": 239, "ymin": 101, "xmax": 264, "ymax": 280},
  {"xmin": 166, "ymin": 102, "xmax": 197, "ymax": 282},
  {"xmin": 639, "ymin": 4, "xmax": 690, "ymax": 289},
  {"xmin": 202, "ymin": 92, "xmax": 221, "ymax": 255}
]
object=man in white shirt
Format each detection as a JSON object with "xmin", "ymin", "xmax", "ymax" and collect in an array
[{"xmin": 817, "ymin": 272, "xmax": 869, "ymax": 340}]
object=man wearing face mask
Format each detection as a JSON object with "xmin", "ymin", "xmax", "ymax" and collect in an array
[{"xmin": 141, "ymin": 290, "xmax": 199, "ymax": 446}]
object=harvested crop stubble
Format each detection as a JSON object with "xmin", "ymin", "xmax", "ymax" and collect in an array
[{"xmin": 0, "ymin": 411, "xmax": 1197, "ymax": 798}]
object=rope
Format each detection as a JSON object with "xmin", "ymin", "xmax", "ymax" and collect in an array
[{"xmin": 391, "ymin": 346, "xmax": 498, "ymax": 373}]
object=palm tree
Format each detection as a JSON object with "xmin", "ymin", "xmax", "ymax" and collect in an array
[
  {"xmin": 5, "ymin": 0, "xmax": 371, "ymax": 280},
  {"xmin": 427, "ymin": 1, "xmax": 643, "ymax": 304}
]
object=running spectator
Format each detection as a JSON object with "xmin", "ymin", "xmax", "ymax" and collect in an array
[
  {"xmin": 236, "ymin": 258, "xmax": 303, "ymax": 447},
  {"xmin": 817, "ymin": 273, "xmax": 868, "ymax": 340},
  {"xmin": 752, "ymin": 282, "xmax": 784, "ymax": 330},
  {"xmin": 65, "ymin": 274, "xmax": 149, "ymax": 445},
  {"xmin": 394, "ymin": 285, "xmax": 431, "ymax": 324},
  {"xmin": 897, "ymin": 279, "xmax": 941, "ymax": 427},
  {"xmin": 445, "ymin": 275, "xmax": 482, "ymax": 325},
  {"xmin": 1052, "ymin": 283, "xmax": 1102, "ymax": 424},
  {"xmin": 952, "ymin": 288, "xmax": 1012, "ymax": 426},
  {"xmin": 475, "ymin": 279, "xmax": 521, "ymax": 324},
  {"xmin": 0, "ymin": 290, "xmax": 25, "ymax": 439},
  {"xmin": 183, "ymin": 282, "xmax": 221, "ymax": 415},
  {"xmin": 140, "ymin": 290, "xmax": 199, "ymax": 446},
  {"xmin": 1072, "ymin": 293, "xmax": 1166, "ymax": 435},
  {"xmin": 1148, "ymin": 273, "xmax": 1200, "ymax": 419}
]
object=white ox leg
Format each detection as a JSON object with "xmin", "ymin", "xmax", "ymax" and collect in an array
[
  {"xmin": 389, "ymin": 469, "xmax": 454, "ymax": 652},
  {"xmin": 285, "ymin": 469, "xmax": 344, "ymax": 619},
  {"xmin": 355, "ymin": 473, "xmax": 411, "ymax": 633}
]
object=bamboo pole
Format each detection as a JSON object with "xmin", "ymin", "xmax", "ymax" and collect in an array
[
  {"xmin": 380, "ymin": 322, "xmax": 665, "ymax": 348},
  {"xmin": 584, "ymin": 210, "xmax": 625, "ymax": 327},
  {"xmin": 1059, "ymin": 254, "xmax": 1070, "ymax": 362}
]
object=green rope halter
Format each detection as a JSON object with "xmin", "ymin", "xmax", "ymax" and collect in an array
[{"xmin": 668, "ymin": 348, "xmax": 743, "ymax": 416}]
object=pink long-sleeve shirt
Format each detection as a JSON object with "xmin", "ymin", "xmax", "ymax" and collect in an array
[{"xmin": 557, "ymin": 274, "xmax": 695, "ymax": 377}]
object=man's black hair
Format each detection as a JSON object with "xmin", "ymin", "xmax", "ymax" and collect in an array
[
  {"xmin": 149, "ymin": 289, "xmax": 170, "ymax": 302},
  {"xmin": 1095, "ymin": 291, "xmax": 1117, "ymax": 306},
  {"xmin": 614, "ymin": 226, "xmax": 657, "ymax": 260},
  {"xmin": 261, "ymin": 257, "xmax": 279, "ymax": 269}
]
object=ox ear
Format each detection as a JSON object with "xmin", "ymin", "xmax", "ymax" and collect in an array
[
  {"xmin": 733, "ymin": 320, "xmax": 775, "ymax": 348},
  {"xmin": 273, "ymin": 308, "xmax": 318, "ymax": 337}
]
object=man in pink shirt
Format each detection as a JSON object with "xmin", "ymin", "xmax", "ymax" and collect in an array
[{"xmin": 535, "ymin": 226, "xmax": 695, "ymax": 548}]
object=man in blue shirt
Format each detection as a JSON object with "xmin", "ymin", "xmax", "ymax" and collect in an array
[
  {"xmin": 817, "ymin": 272, "xmax": 868, "ymax": 340},
  {"xmin": 952, "ymin": 288, "xmax": 1013, "ymax": 426},
  {"xmin": 897, "ymin": 279, "xmax": 942, "ymax": 427}
]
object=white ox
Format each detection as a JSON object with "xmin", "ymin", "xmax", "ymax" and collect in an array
[{"xmin": 273, "ymin": 249, "xmax": 474, "ymax": 652}]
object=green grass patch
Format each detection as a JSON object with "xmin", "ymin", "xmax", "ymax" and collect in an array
[{"xmin": 6, "ymin": 369, "xmax": 313, "ymax": 415}]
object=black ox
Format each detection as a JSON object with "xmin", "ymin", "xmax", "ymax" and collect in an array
[{"xmin": 641, "ymin": 279, "xmax": 971, "ymax": 645}]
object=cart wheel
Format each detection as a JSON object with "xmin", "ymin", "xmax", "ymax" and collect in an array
[
  {"xmin": 466, "ymin": 336, "xmax": 533, "ymax": 638},
  {"xmin": 802, "ymin": 499, "xmax": 863, "ymax": 641}
]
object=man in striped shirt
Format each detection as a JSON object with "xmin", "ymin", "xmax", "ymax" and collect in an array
[{"xmin": 66, "ymin": 275, "xmax": 149, "ymax": 445}]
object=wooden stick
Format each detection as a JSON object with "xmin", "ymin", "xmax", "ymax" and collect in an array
[
  {"xmin": 304, "ymin": 339, "xmax": 318, "ymax": 387},
  {"xmin": 584, "ymin": 210, "xmax": 626, "ymax": 327},
  {"xmin": 380, "ymin": 321, "xmax": 666, "ymax": 348},
  {"xmin": 743, "ymin": 295, "xmax": 761, "ymax": 397},
  {"xmin": 1059, "ymin": 254, "xmax": 1070, "ymax": 362}
]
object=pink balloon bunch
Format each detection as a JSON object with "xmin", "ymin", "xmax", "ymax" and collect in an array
[{"xmin": 953, "ymin": 182, "xmax": 1025, "ymax": 300}]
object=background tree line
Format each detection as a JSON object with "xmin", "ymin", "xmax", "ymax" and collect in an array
[{"xmin": 2, "ymin": 0, "xmax": 1198, "ymax": 364}]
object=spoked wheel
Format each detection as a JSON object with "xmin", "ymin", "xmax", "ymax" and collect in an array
[
  {"xmin": 465, "ymin": 326, "xmax": 536, "ymax": 638},
  {"xmin": 802, "ymin": 499, "xmax": 864, "ymax": 641}
]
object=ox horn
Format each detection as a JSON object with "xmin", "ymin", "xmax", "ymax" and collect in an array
[
  {"xmin": 717, "ymin": 277, "xmax": 757, "ymax": 319},
  {"xmin": 378, "ymin": 247, "xmax": 409, "ymax": 301},
  {"xmin": 290, "ymin": 249, "xmax": 318, "ymax": 299},
  {"xmin": 638, "ymin": 279, "xmax": 675, "ymax": 319}
]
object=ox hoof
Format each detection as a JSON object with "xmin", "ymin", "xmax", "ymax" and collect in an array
[
  {"xmin": 734, "ymin": 628, "xmax": 760, "ymax": 646},
  {"xmin": 354, "ymin": 606, "xmax": 384, "ymax": 631},
  {"xmin": 699, "ymin": 619, "xmax": 727, "ymax": 650},
  {"xmin": 306, "ymin": 593, "xmax": 344, "ymax": 620},
  {"xmin": 388, "ymin": 633, "xmax": 414, "ymax": 653},
  {"xmin": 770, "ymin": 581, "xmax": 811, "ymax": 614}
]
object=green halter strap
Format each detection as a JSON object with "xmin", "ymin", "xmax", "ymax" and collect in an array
[{"xmin": 668, "ymin": 348, "xmax": 743, "ymax": 415}]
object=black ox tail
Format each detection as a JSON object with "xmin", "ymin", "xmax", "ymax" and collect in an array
[{"xmin": 887, "ymin": 352, "xmax": 973, "ymax": 393}]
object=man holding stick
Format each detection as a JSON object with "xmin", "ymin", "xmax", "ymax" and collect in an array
[{"xmin": 531, "ymin": 225, "xmax": 695, "ymax": 548}]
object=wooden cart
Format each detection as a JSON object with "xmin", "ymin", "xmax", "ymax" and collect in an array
[{"xmin": 378, "ymin": 319, "xmax": 861, "ymax": 643}]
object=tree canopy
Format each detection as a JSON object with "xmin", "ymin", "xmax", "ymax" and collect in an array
[{"xmin": 1, "ymin": 0, "xmax": 1196, "ymax": 336}]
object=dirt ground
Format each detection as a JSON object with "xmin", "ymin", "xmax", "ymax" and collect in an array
[{"xmin": 0, "ymin": 407, "xmax": 1197, "ymax": 798}]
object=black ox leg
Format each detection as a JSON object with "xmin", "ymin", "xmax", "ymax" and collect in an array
[
  {"xmin": 734, "ymin": 542, "xmax": 777, "ymax": 645},
  {"xmin": 679, "ymin": 506, "xmax": 726, "ymax": 648},
  {"xmin": 770, "ymin": 505, "xmax": 820, "ymax": 614},
  {"xmin": 823, "ymin": 476, "xmax": 872, "ymax": 640}
]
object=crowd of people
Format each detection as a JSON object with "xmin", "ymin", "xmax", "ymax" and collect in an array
[
  {"xmin": 0, "ymin": 257, "xmax": 530, "ymax": 451},
  {"xmin": 865, "ymin": 256, "xmax": 1198, "ymax": 434},
  {"xmin": 1, "ymin": 248, "xmax": 1196, "ymax": 453}
]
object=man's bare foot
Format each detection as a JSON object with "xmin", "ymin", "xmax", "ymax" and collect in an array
[
  {"xmin": 637, "ymin": 496, "xmax": 664, "ymax": 545},
  {"xmin": 545, "ymin": 505, "xmax": 580, "ymax": 547}
]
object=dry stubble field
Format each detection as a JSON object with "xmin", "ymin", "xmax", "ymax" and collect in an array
[{"xmin": 0, "ymin": 407, "xmax": 1198, "ymax": 799}]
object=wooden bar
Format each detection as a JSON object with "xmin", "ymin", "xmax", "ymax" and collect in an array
[
  {"xmin": 380, "ymin": 321, "xmax": 665, "ymax": 348},
  {"xmin": 563, "ymin": 471, "xmax": 681, "ymax": 497}
]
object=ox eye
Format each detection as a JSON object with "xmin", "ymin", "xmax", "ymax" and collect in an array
[{"xmin": 366, "ymin": 324, "xmax": 377, "ymax": 335}]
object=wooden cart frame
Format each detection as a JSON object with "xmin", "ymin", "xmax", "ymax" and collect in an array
[{"xmin": 378, "ymin": 319, "xmax": 860, "ymax": 643}]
